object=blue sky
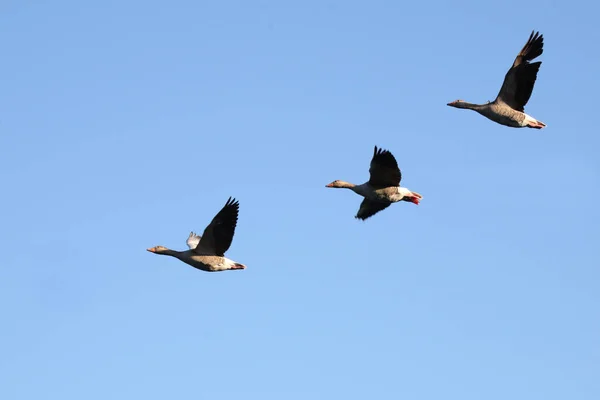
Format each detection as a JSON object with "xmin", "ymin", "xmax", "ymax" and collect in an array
[{"xmin": 1, "ymin": 0, "xmax": 599, "ymax": 398}]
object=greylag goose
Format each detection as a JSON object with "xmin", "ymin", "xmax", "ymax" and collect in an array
[
  {"xmin": 447, "ymin": 31, "xmax": 546, "ymax": 129},
  {"xmin": 326, "ymin": 146, "xmax": 422, "ymax": 220},
  {"xmin": 147, "ymin": 197, "xmax": 247, "ymax": 272}
]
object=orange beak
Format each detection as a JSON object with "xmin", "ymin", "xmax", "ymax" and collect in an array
[
  {"xmin": 147, "ymin": 247, "xmax": 156, "ymax": 253},
  {"xmin": 325, "ymin": 183, "xmax": 334, "ymax": 187}
]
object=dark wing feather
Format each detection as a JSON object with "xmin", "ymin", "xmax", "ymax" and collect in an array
[
  {"xmin": 368, "ymin": 146, "xmax": 401, "ymax": 188},
  {"xmin": 195, "ymin": 197, "xmax": 239, "ymax": 256},
  {"xmin": 355, "ymin": 199, "xmax": 391, "ymax": 221},
  {"xmin": 496, "ymin": 31, "xmax": 544, "ymax": 112}
]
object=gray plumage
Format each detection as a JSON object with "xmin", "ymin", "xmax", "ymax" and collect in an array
[{"xmin": 447, "ymin": 31, "xmax": 546, "ymax": 129}]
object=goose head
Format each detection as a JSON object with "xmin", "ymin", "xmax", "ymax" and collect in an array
[
  {"xmin": 147, "ymin": 246, "xmax": 170, "ymax": 254},
  {"xmin": 447, "ymin": 99, "xmax": 469, "ymax": 108},
  {"xmin": 326, "ymin": 180, "xmax": 354, "ymax": 189}
]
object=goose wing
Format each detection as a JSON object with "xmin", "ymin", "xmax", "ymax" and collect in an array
[
  {"xmin": 368, "ymin": 146, "xmax": 401, "ymax": 189},
  {"xmin": 194, "ymin": 197, "xmax": 240, "ymax": 256},
  {"xmin": 355, "ymin": 199, "xmax": 391, "ymax": 220},
  {"xmin": 495, "ymin": 31, "xmax": 544, "ymax": 112},
  {"xmin": 186, "ymin": 232, "xmax": 202, "ymax": 250}
]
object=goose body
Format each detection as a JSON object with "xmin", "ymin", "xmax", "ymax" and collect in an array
[
  {"xmin": 151, "ymin": 248, "xmax": 244, "ymax": 272},
  {"xmin": 448, "ymin": 31, "xmax": 546, "ymax": 129},
  {"xmin": 352, "ymin": 183, "xmax": 416, "ymax": 203},
  {"xmin": 326, "ymin": 146, "xmax": 422, "ymax": 220},
  {"xmin": 147, "ymin": 197, "xmax": 247, "ymax": 272}
]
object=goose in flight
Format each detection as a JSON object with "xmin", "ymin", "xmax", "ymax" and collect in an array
[
  {"xmin": 147, "ymin": 197, "xmax": 246, "ymax": 272},
  {"xmin": 447, "ymin": 31, "xmax": 546, "ymax": 129},
  {"xmin": 326, "ymin": 146, "xmax": 422, "ymax": 220}
]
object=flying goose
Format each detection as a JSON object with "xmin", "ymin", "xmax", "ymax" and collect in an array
[
  {"xmin": 147, "ymin": 197, "xmax": 247, "ymax": 272},
  {"xmin": 326, "ymin": 146, "xmax": 422, "ymax": 220},
  {"xmin": 447, "ymin": 30, "xmax": 546, "ymax": 129}
]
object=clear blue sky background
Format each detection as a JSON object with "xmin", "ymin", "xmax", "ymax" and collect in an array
[{"xmin": 1, "ymin": 1, "xmax": 599, "ymax": 399}]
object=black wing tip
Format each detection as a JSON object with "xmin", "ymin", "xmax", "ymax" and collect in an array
[
  {"xmin": 224, "ymin": 196, "xmax": 240, "ymax": 209},
  {"xmin": 373, "ymin": 145, "xmax": 395, "ymax": 163},
  {"xmin": 371, "ymin": 145, "xmax": 399, "ymax": 170},
  {"xmin": 374, "ymin": 145, "xmax": 391, "ymax": 156},
  {"xmin": 355, "ymin": 212, "xmax": 375, "ymax": 221},
  {"xmin": 522, "ymin": 30, "xmax": 544, "ymax": 60},
  {"xmin": 215, "ymin": 197, "xmax": 240, "ymax": 226},
  {"xmin": 531, "ymin": 30, "xmax": 543, "ymax": 38},
  {"xmin": 527, "ymin": 30, "xmax": 543, "ymax": 43}
]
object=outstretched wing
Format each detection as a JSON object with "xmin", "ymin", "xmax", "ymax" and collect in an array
[
  {"xmin": 495, "ymin": 31, "xmax": 544, "ymax": 112},
  {"xmin": 355, "ymin": 199, "xmax": 391, "ymax": 221},
  {"xmin": 368, "ymin": 146, "xmax": 401, "ymax": 189},
  {"xmin": 186, "ymin": 231, "xmax": 202, "ymax": 250},
  {"xmin": 194, "ymin": 197, "xmax": 240, "ymax": 256}
]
